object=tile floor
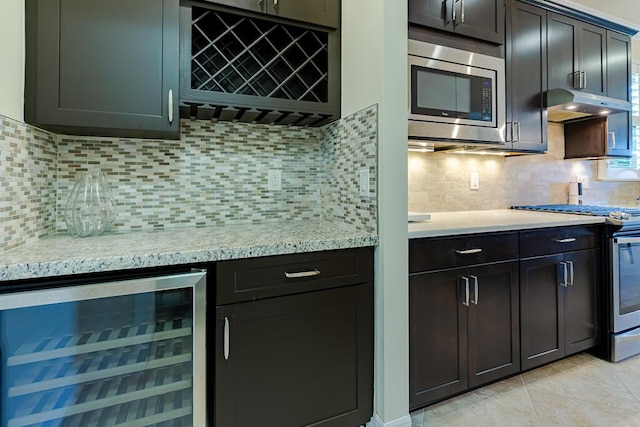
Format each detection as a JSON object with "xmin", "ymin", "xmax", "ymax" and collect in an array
[{"xmin": 410, "ymin": 352, "xmax": 640, "ymax": 426}]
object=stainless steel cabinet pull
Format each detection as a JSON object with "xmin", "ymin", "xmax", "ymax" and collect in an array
[
  {"xmin": 284, "ymin": 269, "xmax": 320, "ymax": 279},
  {"xmin": 554, "ymin": 238, "xmax": 576, "ymax": 243},
  {"xmin": 461, "ymin": 0, "xmax": 465, "ymax": 23},
  {"xmin": 559, "ymin": 262, "xmax": 568, "ymax": 287},
  {"xmin": 471, "ymin": 275, "xmax": 479, "ymax": 305},
  {"xmin": 573, "ymin": 71, "xmax": 581, "ymax": 89},
  {"xmin": 452, "ymin": 0, "xmax": 456, "ymax": 23},
  {"xmin": 224, "ymin": 317, "xmax": 230, "ymax": 360},
  {"xmin": 567, "ymin": 261, "xmax": 574, "ymax": 286},
  {"xmin": 609, "ymin": 132, "xmax": 616, "ymax": 149},
  {"xmin": 168, "ymin": 89, "xmax": 174, "ymax": 124},
  {"xmin": 515, "ymin": 122, "xmax": 521, "ymax": 142},
  {"xmin": 461, "ymin": 276, "xmax": 470, "ymax": 306},
  {"xmin": 581, "ymin": 71, "xmax": 587, "ymax": 89},
  {"xmin": 455, "ymin": 248, "xmax": 483, "ymax": 255},
  {"xmin": 273, "ymin": 0, "xmax": 278, "ymax": 7}
]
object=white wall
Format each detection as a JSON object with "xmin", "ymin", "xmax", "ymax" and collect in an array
[
  {"xmin": 0, "ymin": 0, "xmax": 24, "ymax": 121},
  {"xmin": 342, "ymin": 1, "xmax": 409, "ymax": 425}
]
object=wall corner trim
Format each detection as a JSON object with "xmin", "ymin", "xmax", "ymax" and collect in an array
[{"xmin": 367, "ymin": 414, "xmax": 412, "ymax": 427}]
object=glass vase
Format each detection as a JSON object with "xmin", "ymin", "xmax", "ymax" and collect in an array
[{"xmin": 64, "ymin": 172, "xmax": 117, "ymax": 237}]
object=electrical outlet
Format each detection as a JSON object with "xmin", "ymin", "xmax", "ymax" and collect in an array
[
  {"xmin": 470, "ymin": 172, "xmax": 480, "ymax": 190},
  {"xmin": 268, "ymin": 169, "xmax": 282, "ymax": 190},
  {"xmin": 577, "ymin": 174, "xmax": 589, "ymax": 189},
  {"xmin": 359, "ymin": 169, "xmax": 369, "ymax": 197}
]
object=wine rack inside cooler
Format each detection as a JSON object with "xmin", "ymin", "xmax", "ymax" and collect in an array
[{"xmin": 0, "ymin": 273, "xmax": 205, "ymax": 427}]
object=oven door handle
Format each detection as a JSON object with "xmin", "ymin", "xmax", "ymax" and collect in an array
[{"xmin": 614, "ymin": 237, "xmax": 640, "ymax": 244}]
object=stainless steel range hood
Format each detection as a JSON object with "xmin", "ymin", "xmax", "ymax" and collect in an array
[{"xmin": 545, "ymin": 88, "xmax": 632, "ymax": 122}]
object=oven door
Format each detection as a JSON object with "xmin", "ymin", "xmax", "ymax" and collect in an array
[{"xmin": 612, "ymin": 236, "xmax": 640, "ymax": 333}]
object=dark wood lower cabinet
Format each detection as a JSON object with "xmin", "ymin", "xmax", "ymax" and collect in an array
[
  {"xmin": 520, "ymin": 249, "xmax": 600, "ymax": 371},
  {"xmin": 215, "ymin": 284, "xmax": 373, "ymax": 427},
  {"xmin": 410, "ymin": 261, "xmax": 519, "ymax": 409}
]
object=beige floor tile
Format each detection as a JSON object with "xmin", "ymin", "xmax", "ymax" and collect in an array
[
  {"xmin": 410, "ymin": 353, "xmax": 640, "ymax": 426},
  {"xmin": 522, "ymin": 354, "xmax": 640, "ymax": 412},
  {"xmin": 609, "ymin": 355, "xmax": 640, "ymax": 403},
  {"xmin": 528, "ymin": 389, "xmax": 640, "ymax": 427},
  {"xmin": 416, "ymin": 376, "xmax": 540, "ymax": 427}
]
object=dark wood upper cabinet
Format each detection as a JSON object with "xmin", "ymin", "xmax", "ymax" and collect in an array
[
  {"xmin": 606, "ymin": 31, "xmax": 632, "ymax": 157},
  {"xmin": 207, "ymin": 0, "xmax": 340, "ymax": 28},
  {"xmin": 547, "ymin": 12, "xmax": 606, "ymax": 96},
  {"xmin": 24, "ymin": 0, "xmax": 180, "ymax": 139},
  {"xmin": 409, "ymin": 0, "xmax": 505, "ymax": 45},
  {"xmin": 506, "ymin": 0, "xmax": 547, "ymax": 152}
]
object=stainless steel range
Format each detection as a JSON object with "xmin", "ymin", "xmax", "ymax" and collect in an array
[{"xmin": 514, "ymin": 204, "xmax": 640, "ymax": 361}]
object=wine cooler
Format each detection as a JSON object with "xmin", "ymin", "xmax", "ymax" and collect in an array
[{"xmin": 0, "ymin": 270, "xmax": 207, "ymax": 427}]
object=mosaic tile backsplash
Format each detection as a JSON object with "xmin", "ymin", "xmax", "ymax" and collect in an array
[
  {"xmin": 0, "ymin": 104, "xmax": 379, "ymax": 252},
  {"xmin": 409, "ymin": 123, "xmax": 640, "ymax": 212},
  {"xmin": 320, "ymin": 105, "xmax": 378, "ymax": 234},
  {"xmin": 0, "ymin": 117, "xmax": 58, "ymax": 252}
]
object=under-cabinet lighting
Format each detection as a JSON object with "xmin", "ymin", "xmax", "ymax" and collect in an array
[
  {"xmin": 408, "ymin": 142, "xmax": 435, "ymax": 152},
  {"xmin": 600, "ymin": 110, "xmax": 611, "ymax": 115},
  {"xmin": 565, "ymin": 105, "xmax": 577, "ymax": 110}
]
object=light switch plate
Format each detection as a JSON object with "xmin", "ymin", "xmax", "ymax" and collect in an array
[
  {"xmin": 470, "ymin": 172, "xmax": 480, "ymax": 190},
  {"xmin": 268, "ymin": 169, "xmax": 282, "ymax": 190}
]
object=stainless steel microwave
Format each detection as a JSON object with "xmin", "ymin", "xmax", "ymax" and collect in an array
[{"xmin": 408, "ymin": 40, "xmax": 506, "ymax": 144}]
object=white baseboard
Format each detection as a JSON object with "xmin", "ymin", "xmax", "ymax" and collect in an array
[{"xmin": 366, "ymin": 413, "xmax": 412, "ymax": 427}]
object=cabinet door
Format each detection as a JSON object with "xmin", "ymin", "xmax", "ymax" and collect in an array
[
  {"xmin": 409, "ymin": 269, "xmax": 468, "ymax": 409},
  {"xmin": 579, "ymin": 22, "xmax": 607, "ymax": 96},
  {"xmin": 215, "ymin": 284, "xmax": 373, "ymax": 427},
  {"xmin": 547, "ymin": 12, "xmax": 579, "ymax": 91},
  {"xmin": 453, "ymin": 0, "xmax": 505, "ymax": 45},
  {"xmin": 25, "ymin": 0, "xmax": 179, "ymax": 139},
  {"xmin": 267, "ymin": 0, "xmax": 340, "ymax": 28},
  {"xmin": 520, "ymin": 255, "xmax": 565, "ymax": 370},
  {"xmin": 208, "ymin": 0, "xmax": 265, "ymax": 14},
  {"xmin": 409, "ymin": 0, "xmax": 454, "ymax": 33},
  {"xmin": 507, "ymin": 1, "xmax": 547, "ymax": 152},
  {"xmin": 606, "ymin": 31, "xmax": 632, "ymax": 157},
  {"xmin": 565, "ymin": 249, "xmax": 601, "ymax": 355},
  {"xmin": 467, "ymin": 261, "xmax": 520, "ymax": 388}
]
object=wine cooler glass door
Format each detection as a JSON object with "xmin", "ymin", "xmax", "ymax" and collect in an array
[{"xmin": 0, "ymin": 271, "xmax": 206, "ymax": 427}]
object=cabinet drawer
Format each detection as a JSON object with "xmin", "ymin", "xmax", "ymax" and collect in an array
[
  {"xmin": 409, "ymin": 232, "xmax": 518, "ymax": 273},
  {"xmin": 519, "ymin": 225, "xmax": 602, "ymax": 258},
  {"xmin": 216, "ymin": 247, "xmax": 373, "ymax": 304}
]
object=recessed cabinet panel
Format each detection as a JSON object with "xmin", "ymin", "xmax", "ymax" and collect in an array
[
  {"xmin": 547, "ymin": 13, "xmax": 578, "ymax": 91},
  {"xmin": 467, "ymin": 262, "xmax": 520, "ymax": 388},
  {"xmin": 410, "ymin": 269, "xmax": 468, "ymax": 408},
  {"xmin": 565, "ymin": 249, "xmax": 600, "ymax": 355},
  {"xmin": 507, "ymin": 1, "xmax": 547, "ymax": 152},
  {"xmin": 579, "ymin": 23, "xmax": 607, "ymax": 96},
  {"xmin": 25, "ymin": 0, "xmax": 179, "ymax": 139},
  {"xmin": 409, "ymin": 0, "xmax": 504, "ymax": 44},
  {"xmin": 208, "ymin": 0, "xmax": 339, "ymax": 28},
  {"xmin": 520, "ymin": 255, "xmax": 565, "ymax": 370},
  {"xmin": 216, "ymin": 284, "xmax": 373, "ymax": 427}
]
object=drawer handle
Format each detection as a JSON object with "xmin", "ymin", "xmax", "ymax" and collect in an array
[
  {"xmin": 455, "ymin": 248, "xmax": 483, "ymax": 255},
  {"xmin": 284, "ymin": 269, "xmax": 320, "ymax": 279},
  {"xmin": 554, "ymin": 238, "xmax": 576, "ymax": 243}
]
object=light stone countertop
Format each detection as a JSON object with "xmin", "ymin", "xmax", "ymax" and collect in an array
[
  {"xmin": 409, "ymin": 209, "xmax": 606, "ymax": 239},
  {"xmin": 1, "ymin": 221, "xmax": 378, "ymax": 282}
]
